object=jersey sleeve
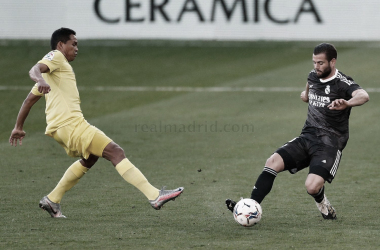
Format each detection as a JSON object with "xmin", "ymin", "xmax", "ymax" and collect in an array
[
  {"xmin": 307, "ymin": 70, "xmax": 315, "ymax": 84},
  {"xmin": 30, "ymin": 83, "xmax": 44, "ymax": 96},
  {"xmin": 31, "ymin": 50, "xmax": 63, "ymax": 96},
  {"xmin": 37, "ymin": 50, "xmax": 64, "ymax": 73},
  {"xmin": 337, "ymin": 74, "xmax": 361, "ymax": 99}
]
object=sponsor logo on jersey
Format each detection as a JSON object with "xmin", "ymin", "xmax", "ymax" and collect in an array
[
  {"xmin": 308, "ymin": 92, "xmax": 330, "ymax": 107},
  {"xmin": 44, "ymin": 51, "xmax": 54, "ymax": 61}
]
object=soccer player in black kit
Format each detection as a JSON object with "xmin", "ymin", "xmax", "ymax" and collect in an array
[{"xmin": 226, "ymin": 43, "xmax": 369, "ymax": 220}]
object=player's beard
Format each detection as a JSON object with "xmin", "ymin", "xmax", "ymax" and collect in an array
[{"xmin": 316, "ymin": 65, "xmax": 332, "ymax": 79}]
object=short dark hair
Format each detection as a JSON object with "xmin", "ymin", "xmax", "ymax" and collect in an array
[
  {"xmin": 313, "ymin": 43, "xmax": 337, "ymax": 62},
  {"xmin": 50, "ymin": 28, "xmax": 76, "ymax": 50}
]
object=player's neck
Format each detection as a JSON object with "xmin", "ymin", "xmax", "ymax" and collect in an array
[{"xmin": 320, "ymin": 68, "xmax": 338, "ymax": 83}]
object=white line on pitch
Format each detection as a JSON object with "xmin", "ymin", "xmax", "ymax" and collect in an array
[{"xmin": 1, "ymin": 86, "xmax": 380, "ymax": 93}]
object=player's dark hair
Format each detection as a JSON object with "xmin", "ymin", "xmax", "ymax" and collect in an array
[
  {"xmin": 314, "ymin": 43, "xmax": 337, "ymax": 62},
  {"xmin": 50, "ymin": 28, "xmax": 76, "ymax": 50}
]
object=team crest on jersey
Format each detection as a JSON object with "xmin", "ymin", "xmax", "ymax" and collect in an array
[
  {"xmin": 325, "ymin": 85, "xmax": 330, "ymax": 94},
  {"xmin": 44, "ymin": 51, "xmax": 55, "ymax": 61}
]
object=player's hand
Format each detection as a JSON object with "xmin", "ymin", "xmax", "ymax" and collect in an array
[
  {"xmin": 328, "ymin": 99, "xmax": 349, "ymax": 110},
  {"xmin": 37, "ymin": 81, "xmax": 51, "ymax": 94},
  {"xmin": 300, "ymin": 91, "xmax": 309, "ymax": 102},
  {"xmin": 9, "ymin": 128, "xmax": 26, "ymax": 146}
]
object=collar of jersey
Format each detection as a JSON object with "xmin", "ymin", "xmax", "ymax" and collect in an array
[{"xmin": 319, "ymin": 69, "xmax": 338, "ymax": 83}]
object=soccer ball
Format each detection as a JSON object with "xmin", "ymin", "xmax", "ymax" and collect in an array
[{"xmin": 233, "ymin": 198, "xmax": 262, "ymax": 227}]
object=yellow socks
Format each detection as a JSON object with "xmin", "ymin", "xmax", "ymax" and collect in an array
[
  {"xmin": 47, "ymin": 160, "xmax": 89, "ymax": 203},
  {"xmin": 115, "ymin": 158, "xmax": 159, "ymax": 200},
  {"xmin": 47, "ymin": 158, "xmax": 159, "ymax": 203}
]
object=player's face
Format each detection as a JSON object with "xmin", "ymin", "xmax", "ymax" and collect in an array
[
  {"xmin": 59, "ymin": 34, "xmax": 78, "ymax": 62},
  {"xmin": 313, "ymin": 53, "xmax": 335, "ymax": 79}
]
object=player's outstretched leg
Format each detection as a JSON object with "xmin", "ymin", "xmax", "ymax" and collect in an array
[
  {"xmin": 104, "ymin": 142, "xmax": 184, "ymax": 209},
  {"xmin": 250, "ymin": 166, "xmax": 278, "ymax": 203},
  {"xmin": 39, "ymin": 196, "xmax": 66, "ymax": 218},
  {"xmin": 149, "ymin": 186, "xmax": 184, "ymax": 210},
  {"xmin": 39, "ymin": 159, "xmax": 93, "ymax": 218},
  {"xmin": 225, "ymin": 165, "xmax": 278, "ymax": 213}
]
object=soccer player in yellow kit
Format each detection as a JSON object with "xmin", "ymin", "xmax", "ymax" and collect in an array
[{"xmin": 9, "ymin": 28, "xmax": 184, "ymax": 218}]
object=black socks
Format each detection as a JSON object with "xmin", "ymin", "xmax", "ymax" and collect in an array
[
  {"xmin": 250, "ymin": 167, "xmax": 326, "ymax": 204},
  {"xmin": 308, "ymin": 186, "xmax": 325, "ymax": 203},
  {"xmin": 250, "ymin": 167, "xmax": 277, "ymax": 204}
]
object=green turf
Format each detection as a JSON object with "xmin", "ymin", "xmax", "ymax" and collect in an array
[{"xmin": 0, "ymin": 40, "xmax": 379, "ymax": 249}]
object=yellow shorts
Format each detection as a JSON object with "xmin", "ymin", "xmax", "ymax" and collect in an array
[{"xmin": 52, "ymin": 119, "xmax": 112, "ymax": 159}]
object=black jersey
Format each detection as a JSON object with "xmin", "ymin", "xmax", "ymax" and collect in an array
[{"xmin": 301, "ymin": 69, "xmax": 361, "ymax": 150}]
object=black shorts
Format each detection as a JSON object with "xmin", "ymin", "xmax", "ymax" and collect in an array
[{"xmin": 276, "ymin": 135, "xmax": 342, "ymax": 183}]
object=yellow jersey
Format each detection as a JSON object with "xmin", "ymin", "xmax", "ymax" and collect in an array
[{"xmin": 31, "ymin": 50, "xmax": 84, "ymax": 136}]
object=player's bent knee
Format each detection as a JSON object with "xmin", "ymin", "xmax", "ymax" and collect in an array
[
  {"xmin": 80, "ymin": 154, "xmax": 99, "ymax": 169},
  {"xmin": 102, "ymin": 142, "xmax": 126, "ymax": 165},
  {"xmin": 265, "ymin": 153, "xmax": 285, "ymax": 173},
  {"xmin": 306, "ymin": 185, "xmax": 320, "ymax": 195},
  {"xmin": 305, "ymin": 175, "xmax": 324, "ymax": 195},
  {"xmin": 265, "ymin": 157, "xmax": 274, "ymax": 167}
]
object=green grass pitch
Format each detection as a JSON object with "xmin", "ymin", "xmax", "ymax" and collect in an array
[{"xmin": 0, "ymin": 40, "xmax": 379, "ymax": 249}]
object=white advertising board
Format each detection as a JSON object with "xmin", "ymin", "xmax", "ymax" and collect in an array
[{"xmin": 0, "ymin": 0, "xmax": 379, "ymax": 40}]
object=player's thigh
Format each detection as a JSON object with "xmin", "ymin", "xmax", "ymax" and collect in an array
[
  {"xmin": 275, "ymin": 136, "xmax": 310, "ymax": 174},
  {"xmin": 309, "ymin": 145, "xmax": 342, "ymax": 183},
  {"xmin": 87, "ymin": 130, "xmax": 113, "ymax": 158},
  {"xmin": 52, "ymin": 124, "xmax": 74, "ymax": 150}
]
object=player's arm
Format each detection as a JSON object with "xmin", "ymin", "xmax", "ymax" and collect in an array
[
  {"xmin": 328, "ymin": 89, "xmax": 369, "ymax": 110},
  {"xmin": 10, "ymin": 63, "xmax": 48, "ymax": 146},
  {"xmin": 9, "ymin": 92, "xmax": 42, "ymax": 146},
  {"xmin": 300, "ymin": 82, "xmax": 309, "ymax": 103},
  {"xmin": 29, "ymin": 63, "xmax": 51, "ymax": 94}
]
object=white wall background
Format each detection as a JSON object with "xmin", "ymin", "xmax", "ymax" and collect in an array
[{"xmin": 0, "ymin": 0, "xmax": 379, "ymax": 41}]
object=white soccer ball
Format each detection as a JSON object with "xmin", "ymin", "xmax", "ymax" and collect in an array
[{"xmin": 233, "ymin": 198, "xmax": 262, "ymax": 227}]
